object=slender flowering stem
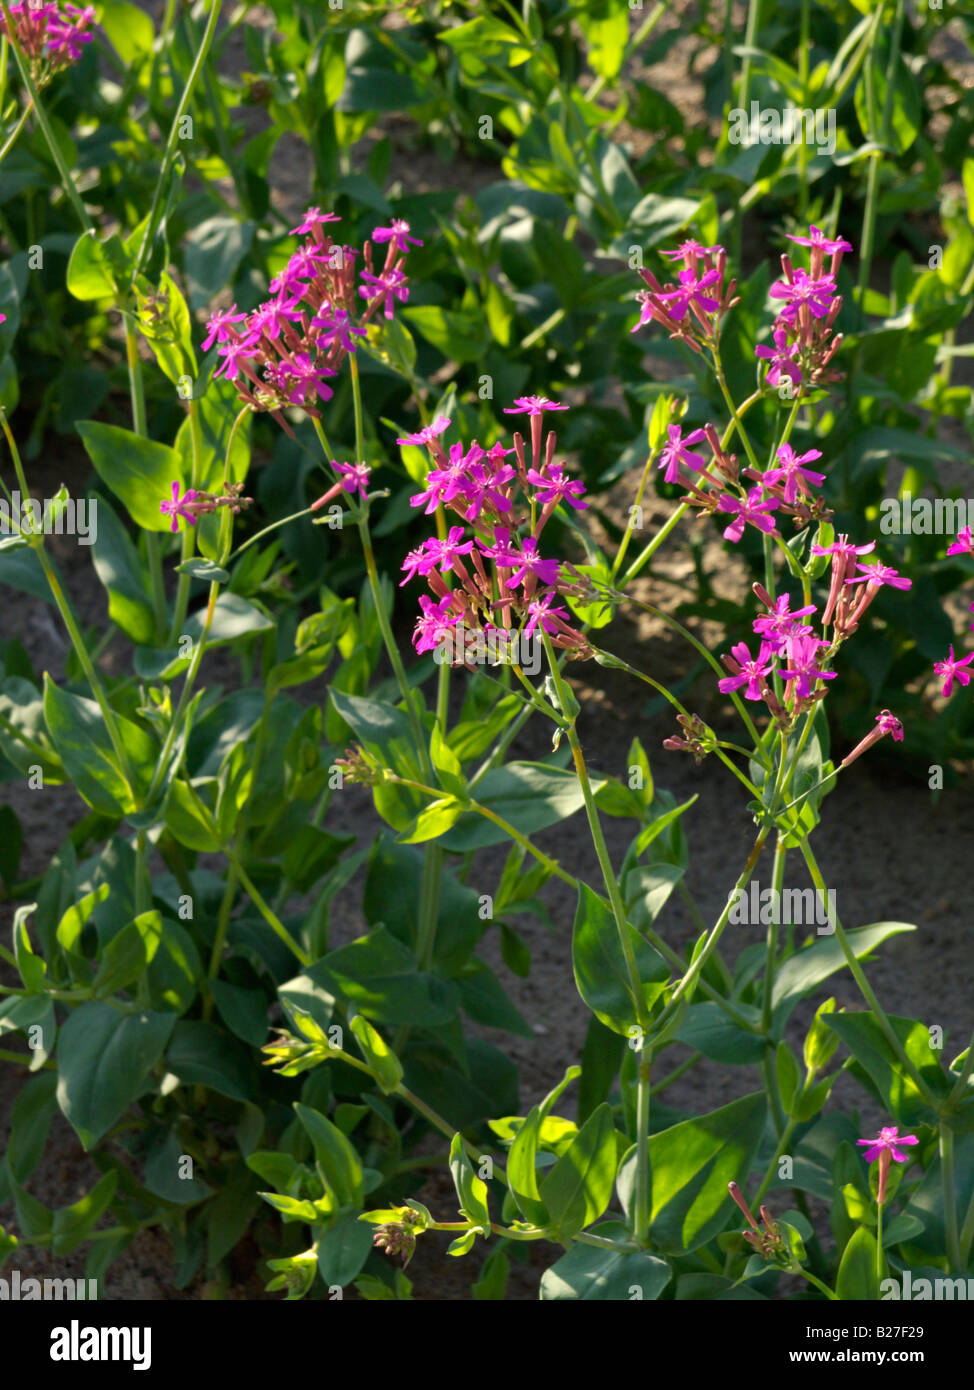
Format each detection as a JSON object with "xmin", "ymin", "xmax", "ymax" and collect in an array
[
  {"xmin": 0, "ymin": 412, "xmax": 138, "ymax": 798},
  {"xmin": 541, "ymin": 630, "xmax": 653, "ymax": 1245},
  {"xmin": 940, "ymin": 1125, "xmax": 962, "ymax": 1274},
  {"xmin": 133, "ymin": 0, "xmax": 221, "ymax": 278},
  {"xmin": 799, "ymin": 840, "xmax": 942, "ymax": 1109}
]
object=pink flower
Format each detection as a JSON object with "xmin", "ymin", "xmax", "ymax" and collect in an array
[
  {"xmin": 459, "ymin": 461, "xmax": 516, "ymax": 520},
  {"xmin": 812, "ymin": 534, "xmax": 876, "ymax": 625},
  {"xmin": 659, "ymin": 240, "xmax": 721, "ymax": 261},
  {"xmin": 946, "ymin": 526, "xmax": 974, "ymax": 557},
  {"xmin": 491, "ymin": 536, "xmax": 560, "ymax": 589},
  {"xmin": 311, "ymin": 307, "xmax": 368, "ymax": 354},
  {"xmin": 333, "ymin": 460, "xmax": 371, "ymax": 498},
  {"xmin": 420, "ymin": 527, "xmax": 474, "ymax": 574},
  {"xmin": 412, "ymin": 594, "xmax": 462, "ymax": 654},
  {"xmin": 659, "ymin": 424, "xmax": 707, "ymax": 484},
  {"xmin": 754, "ymin": 327, "xmax": 802, "ymax": 389},
  {"xmin": 841, "ymin": 710, "xmax": 904, "ymax": 767},
  {"xmin": 933, "ymin": 645, "xmax": 974, "ymax": 698},
  {"xmin": 524, "ymin": 593, "xmax": 569, "ymax": 639},
  {"xmin": 752, "ymin": 594, "xmax": 817, "ymax": 650},
  {"xmin": 718, "ymin": 641, "xmax": 777, "ymax": 701},
  {"xmin": 857, "ymin": 1125, "xmax": 918, "ymax": 1205},
  {"xmin": 762, "ymin": 443, "xmax": 825, "ymax": 504},
  {"xmin": 526, "ymin": 462, "xmax": 587, "ymax": 511},
  {"xmin": 655, "ymin": 266, "xmax": 721, "ymax": 321},
  {"xmin": 779, "ymin": 635, "xmax": 836, "ymax": 699},
  {"xmin": 786, "ymin": 225, "xmax": 853, "ymax": 255},
  {"xmin": 502, "ymin": 396, "xmax": 569, "ymax": 417},
  {"xmin": 159, "ymin": 481, "xmax": 199, "ymax": 533},
  {"xmin": 214, "ymin": 334, "xmax": 259, "ymax": 381},
  {"xmin": 372, "ymin": 219, "xmax": 423, "ymax": 255},
  {"xmin": 769, "ymin": 269, "xmax": 837, "ymax": 322},
  {"xmin": 358, "ymin": 266, "xmax": 408, "ymax": 319},
  {"xmin": 202, "ymin": 305, "xmax": 248, "ymax": 351},
  {"xmin": 290, "ymin": 207, "xmax": 341, "ymax": 236},
  {"xmin": 397, "ymin": 415, "xmax": 452, "ymax": 448},
  {"xmin": 845, "ymin": 561, "xmax": 912, "ymax": 591},
  {"xmin": 716, "ymin": 488, "xmax": 779, "ymax": 543}
]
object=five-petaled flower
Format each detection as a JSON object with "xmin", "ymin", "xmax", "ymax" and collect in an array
[
  {"xmin": 159, "ymin": 481, "xmax": 199, "ymax": 533},
  {"xmin": 659, "ymin": 424, "xmax": 707, "ymax": 484},
  {"xmin": 933, "ymin": 645, "xmax": 974, "ymax": 698},
  {"xmin": 857, "ymin": 1125, "xmax": 919, "ymax": 1205}
]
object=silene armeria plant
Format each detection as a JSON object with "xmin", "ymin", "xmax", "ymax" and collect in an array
[
  {"xmin": 254, "ymin": 223, "xmax": 974, "ymax": 1301},
  {"xmin": 1, "ymin": 185, "xmax": 972, "ymax": 1303}
]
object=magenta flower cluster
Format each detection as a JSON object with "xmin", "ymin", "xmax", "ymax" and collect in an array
[
  {"xmin": 202, "ymin": 212, "xmax": 421, "ymax": 436},
  {"xmin": 398, "ymin": 397, "xmax": 594, "ymax": 661},
  {"xmin": 0, "ymin": 1, "xmax": 95, "ymax": 77},
  {"xmin": 632, "ymin": 228, "xmax": 912, "ymax": 761}
]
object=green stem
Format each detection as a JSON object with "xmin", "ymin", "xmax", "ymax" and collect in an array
[
  {"xmin": 0, "ymin": 2, "xmax": 92, "ymax": 231},
  {"xmin": 940, "ymin": 1125, "xmax": 962, "ymax": 1273},
  {"xmin": 799, "ymin": 840, "xmax": 941, "ymax": 1108},
  {"xmin": 227, "ymin": 852, "xmax": 309, "ymax": 968},
  {"xmin": 652, "ymin": 829, "xmax": 770, "ymax": 1039},
  {"xmin": 133, "ymin": 0, "xmax": 221, "ymax": 279}
]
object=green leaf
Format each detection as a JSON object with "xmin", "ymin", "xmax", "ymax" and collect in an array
[
  {"xmin": 454, "ymin": 959, "xmax": 533, "ymax": 1038},
  {"xmin": 835, "ymin": 1225, "xmax": 880, "ymax": 1300},
  {"xmin": 209, "ymin": 980, "xmax": 269, "ymax": 1047},
  {"xmin": 43, "ymin": 678, "xmax": 155, "ymax": 816},
  {"xmin": 185, "ymin": 216, "xmax": 256, "ymax": 311},
  {"xmin": 56, "ymin": 1004, "xmax": 176, "ymax": 1149},
  {"xmin": 12, "ymin": 904, "xmax": 45, "ymax": 993},
  {"xmin": 90, "ymin": 495, "xmax": 155, "ymax": 645},
  {"xmin": 622, "ymin": 863, "xmax": 684, "ymax": 930},
  {"xmin": 318, "ymin": 1210, "xmax": 373, "ymax": 1288},
  {"xmin": 539, "ymin": 1103, "xmax": 616, "ymax": 1239},
  {"xmin": 440, "ymin": 761, "xmax": 601, "ymax": 851},
  {"xmin": 66, "ymin": 230, "xmax": 130, "ymax": 301},
  {"xmin": 348, "ymin": 1012, "xmax": 403, "ymax": 1094},
  {"xmin": 401, "ymin": 306, "xmax": 489, "ymax": 363},
  {"xmin": 572, "ymin": 883, "xmax": 669, "ymax": 1035},
  {"xmin": 6, "ymin": 1072, "xmax": 58, "ymax": 1182},
  {"xmin": 449, "ymin": 1133, "xmax": 490, "ymax": 1230},
  {"xmin": 771, "ymin": 923, "xmax": 915, "ymax": 1030},
  {"xmin": 92, "ymin": 911, "xmax": 162, "ymax": 999},
  {"xmin": 165, "ymin": 1020, "xmax": 257, "ymax": 1102},
  {"xmin": 175, "ymin": 558, "xmax": 229, "ymax": 583},
  {"xmin": 775, "ymin": 1040, "xmax": 802, "ymax": 1115},
  {"xmin": 98, "ymin": 0, "xmax": 154, "ymax": 63},
  {"xmin": 294, "ymin": 1103, "xmax": 364, "ymax": 1207},
  {"xmin": 821, "ymin": 1012, "xmax": 950, "ymax": 1125},
  {"xmin": 648, "ymin": 1094, "xmax": 767, "ymax": 1252},
  {"xmin": 430, "ymin": 723, "xmax": 465, "ymax": 798},
  {"xmin": 397, "ymin": 796, "xmax": 465, "ymax": 844},
  {"xmin": 76, "ymin": 421, "xmax": 185, "ymax": 533},
  {"xmin": 316, "ymin": 926, "xmax": 458, "ymax": 1027},
  {"xmin": 472, "ymin": 1247, "xmax": 510, "ymax": 1300},
  {"xmin": 675, "ymin": 1002, "xmax": 765, "ymax": 1065},
  {"xmin": 507, "ymin": 1105, "xmax": 547, "ymax": 1226},
  {"xmin": 144, "ymin": 1130, "xmax": 214, "ymax": 1205},
  {"xmin": 52, "ymin": 1171, "xmax": 118, "ymax": 1255},
  {"xmin": 541, "ymin": 1227, "xmax": 672, "ymax": 1300}
]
